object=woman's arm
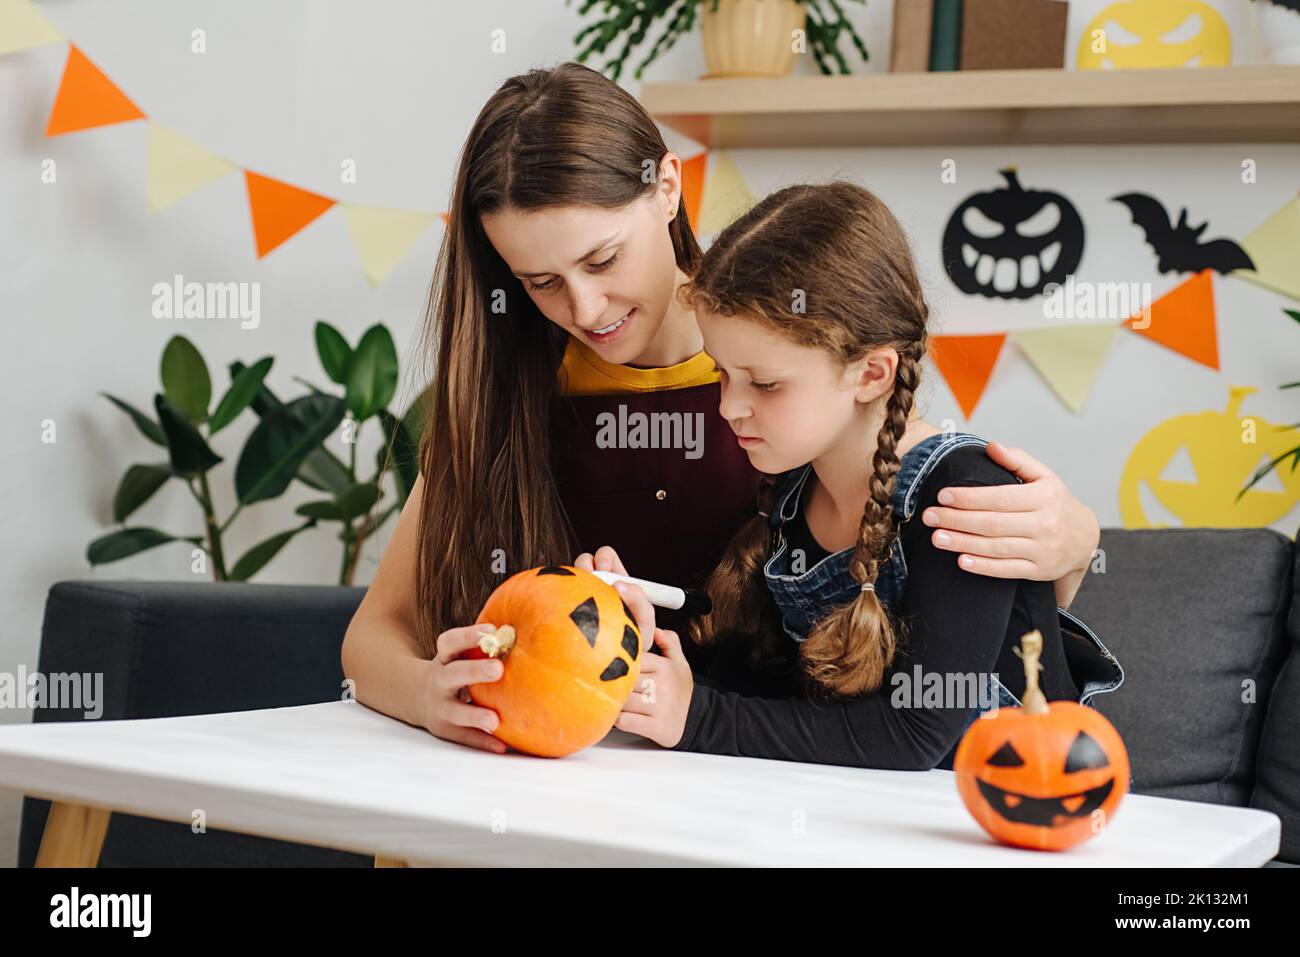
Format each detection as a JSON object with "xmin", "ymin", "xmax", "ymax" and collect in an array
[
  {"xmin": 341, "ymin": 473, "xmax": 506, "ymax": 752},
  {"xmin": 923, "ymin": 441, "xmax": 1099, "ymax": 609}
]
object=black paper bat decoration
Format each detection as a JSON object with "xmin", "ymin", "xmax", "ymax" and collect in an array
[{"xmin": 1112, "ymin": 193, "xmax": 1255, "ymax": 275}]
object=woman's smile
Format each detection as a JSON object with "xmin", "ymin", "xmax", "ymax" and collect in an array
[{"xmin": 584, "ymin": 306, "xmax": 635, "ymax": 344}]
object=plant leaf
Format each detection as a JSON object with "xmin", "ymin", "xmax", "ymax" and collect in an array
[
  {"xmin": 315, "ymin": 321, "xmax": 352, "ymax": 385},
  {"xmin": 345, "ymin": 324, "xmax": 398, "ymax": 421},
  {"xmin": 155, "ymin": 394, "xmax": 223, "ymax": 476},
  {"xmin": 101, "ymin": 392, "xmax": 166, "ymax": 446},
  {"xmin": 334, "ymin": 481, "xmax": 382, "ymax": 522},
  {"xmin": 235, "ymin": 394, "xmax": 347, "ymax": 504},
  {"xmin": 228, "ymin": 523, "xmax": 312, "ymax": 582},
  {"xmin": 209, "ymin": 356, "xmax": 273, "ymax": 434},
  {"xmin": 377, "ymin": 409, "xmax": 419, "ymax": 504},
  {"xmin": 112, "ymin": 463, "xmax": 173, "ymax": 522},
  {"xmin": 87, "ymin": 527, "xmax": 195, "ymax": 565},
  {"xmin": 1285, "ymin": 308, "xmax": 1300, "ymax": 324},
  {"xmin": 161, "ymin": 335, "xmax": 212, "ymax": 424},
  {"xmin": 295, "ymin": 499, "xmax": 342, "ymax": 520}
]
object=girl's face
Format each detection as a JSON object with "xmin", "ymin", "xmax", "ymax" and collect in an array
[
  {"xmin": 699, "ymin": 310, "xmax": 895, "ymax": 474},
  {"xmin": 480, "ymin": 160, "xmax": 683, "ymax": 367}
]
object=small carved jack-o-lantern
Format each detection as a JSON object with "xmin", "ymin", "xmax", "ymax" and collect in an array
[
  {"xmin": 954, "ymin": 630, "xmax": 1129, "ymax": 851},
  {"xmin": 942, "ymin": 168, "xmax": 1085, "ymax": 300},
  {"xmin": 466, "ymin": 565, "xmax": 642, "ymax": 757}
]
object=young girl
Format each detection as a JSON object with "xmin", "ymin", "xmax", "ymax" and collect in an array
[
  {"xmin": 606, "ymin": 181, "xmax": 1123, "ymax": 771},
  {"xmin": 343, "ymin": 62, "xmax": 1107, "ymax": 757}
]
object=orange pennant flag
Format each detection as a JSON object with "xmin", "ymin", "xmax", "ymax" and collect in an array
[
  {"xmin": 244, "ymin": 171, "xmax": 335, "ymax": 258},
  {"xmin": 680, "ymin": 152, "xmax": 708, "ymax": 234},
  {"xmin": 1124, "ymin": 269, "xmax": 1219, "ymax": 370},
  {"xmin": 929, "ymin": 334, "xmax": 1006, "ymax": 419},
  {"xmin": 45, "ymin": 45, "xmax": 145, "ymax": 137}
]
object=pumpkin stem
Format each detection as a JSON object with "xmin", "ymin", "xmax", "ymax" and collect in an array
[
  {"xmin": 1013, "ymin": 629, "xmax": 1050, "ymax": 716},
  {"xmin": 478, "ymin": 624, "xmax": 516, "ymax": 659}
]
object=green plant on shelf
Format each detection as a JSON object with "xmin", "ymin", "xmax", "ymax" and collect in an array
[
  {"xmin": 91, "ymin": 322, "xmax": 427, "ymax": 585},
  {"xmin": 570, "ymin": 0, "xmax": 870, "ymax": 80}
]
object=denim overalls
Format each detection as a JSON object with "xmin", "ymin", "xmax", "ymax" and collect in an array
[{"xmin": 762, "ymin": 431, "xmax": 1125, "ymax": 772}]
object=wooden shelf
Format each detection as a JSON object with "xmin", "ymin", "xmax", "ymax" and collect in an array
[{"xmin": 641, "ymin": 66, "xmax": 1300, "ymax": 148}]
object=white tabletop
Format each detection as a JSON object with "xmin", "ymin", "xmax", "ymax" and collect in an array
[{"xmin": 0, "ymin": 701, "xmax": 1280, "ymax": 866}]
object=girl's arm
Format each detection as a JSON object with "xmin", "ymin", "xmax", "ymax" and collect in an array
[
  {"xmin": 924, "ymin": 441, "xmax": 1100, "ymax": 609},
  {"xmin": 671, "ymin": 451, "xmax": 1077, "ymax": 770}
]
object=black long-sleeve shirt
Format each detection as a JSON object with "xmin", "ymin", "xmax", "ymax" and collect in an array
[{"xmin": 671, "ymin": 446, "xmax": 1079, "ymax": 771}]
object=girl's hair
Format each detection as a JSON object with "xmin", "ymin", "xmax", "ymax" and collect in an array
[
  {"xmin": 681, "ymin": 182, "xmax": 930, "ymax": 698},
  {"xmin": 412, "ymin": 62, "xmax": 703, "ymax": 658}
]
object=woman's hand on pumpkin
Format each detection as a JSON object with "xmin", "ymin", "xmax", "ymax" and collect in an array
[
  {"xmin": 924, "ymin": 441, "xmax": 1099, "ymax": 603},
  {"xmin": 420, "ymin": 624, "xmax": 507, "ymax": 754},
  {"xmin": 617, "ymin": 628, "xmax": 693, "ymax": 748}
]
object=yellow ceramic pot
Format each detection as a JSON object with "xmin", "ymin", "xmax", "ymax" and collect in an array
[{"xmin": 700, "ymin": 0, "xmax": 807, "ymax": 78}]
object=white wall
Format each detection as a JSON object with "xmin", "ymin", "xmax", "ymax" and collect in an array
[{"xmin": 0, "ymin": 0, "xmax": 1295, "ymax": 863}]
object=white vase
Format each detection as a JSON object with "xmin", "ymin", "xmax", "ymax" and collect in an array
[{"xmin": 1252, "ymin": 0, "xmax": 1300, "ymax": 64}]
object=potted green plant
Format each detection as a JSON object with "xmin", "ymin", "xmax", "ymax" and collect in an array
[
  {"xmin": 571, "ymin": 0, "xmax": 870, "ymax": 80},
  {"xmin": 91, "ymin": 321, "xmax": 427, "ymax": 585}
]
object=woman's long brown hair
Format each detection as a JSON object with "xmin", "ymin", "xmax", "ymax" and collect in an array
[
  {"xmin": 412, "ymin": 62, "xmax": 702, "ymax": 658},
  {"xmin": 681, "ymin": 182, "xmax": 930, "ymax": 697}
]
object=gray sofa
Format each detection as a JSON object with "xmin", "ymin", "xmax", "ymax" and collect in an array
[{"xmin": 16, "ymin": 526, "xmax": 1300, "ymax": 867}]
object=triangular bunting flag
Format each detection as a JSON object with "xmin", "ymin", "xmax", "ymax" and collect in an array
[
  {"xmin": 0, "ymin": 0, "xmax": 64, "ymax": 55},
  {"xmin": 1124, "ymin": 270, "xmax": 1219, "ymax": 370},
  {"xmin": 1012, "ymin": 323, "xmax": 1119, "ymax": 413},
  {"xmin": 243, "ymin": 171, "xmax": 335, "ymax": 258},
  {"xmin": 147, "ymin": 122, "xmax": 236, "ymax": 213},
  {"xmin": 680, "ymin": 152, "xmax": 708, "ymax": 235},
  {"xmin": 342, "ymin": 203, "xmax": 437, "ymax": 286},
  {"xmin": 698, "ymin": 151, "xmax": 757, "ymax": 235},
  {"xmin": 1237, "ymin": 196, "xmax": 1300, "ymax": 302},
  {"xmin": 45, "ymin": 45, "xmax": 144, "ymax": 136},
  {"xmin": 929, "ymin": 334, "xmax": 1006, "ymax": 419}
]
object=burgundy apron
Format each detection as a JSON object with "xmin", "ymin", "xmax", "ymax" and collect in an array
[{"xmin": 551, "ymin": 382, "xmax": 762, "ymax": 669}]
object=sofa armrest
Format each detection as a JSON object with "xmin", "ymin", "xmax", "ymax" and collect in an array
[{"xmin": 18, "ymin": 579, "xmax": 371, "ymax": 867}]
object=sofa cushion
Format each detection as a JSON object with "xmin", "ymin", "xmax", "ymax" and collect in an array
[
  {"xmin": 1069, "ymin": 528, "xmax": 1293, "ymax": 812},
  {"xmin": 1251, "ymin": 528, "xmax": 1300, "ymax": 864}
]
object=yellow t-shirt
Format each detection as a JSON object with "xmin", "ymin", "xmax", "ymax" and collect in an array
[{"xmin": 559, "ymin": 335, "xmax": 719, "ymax": 395}]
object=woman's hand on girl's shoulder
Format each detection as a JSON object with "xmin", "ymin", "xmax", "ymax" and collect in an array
[{"xmin": 924, "ymin": 441, "xmax": 1099, "ymax": 598}]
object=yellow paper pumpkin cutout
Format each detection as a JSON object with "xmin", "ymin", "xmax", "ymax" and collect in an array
[
  {"xmin": 1077, "ymin": 0, "xmax": 1231, "ymax": 70},
  {"xmin": 1120, "ymin": 387, "xmax": 1300, "ymax": 529}
]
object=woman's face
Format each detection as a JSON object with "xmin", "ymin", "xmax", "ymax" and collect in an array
[{"xmin": 480, "ymin": 160, "xmax": 684, "ymax": 367}]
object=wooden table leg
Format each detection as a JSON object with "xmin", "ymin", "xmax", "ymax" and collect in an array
[
  {"xmin": 374, "ymin": 854, "xmax": 408, "ymax": 867},
  {"xmin": 36, "ymin": 802, "xmax": 111, "ymax": 868}
]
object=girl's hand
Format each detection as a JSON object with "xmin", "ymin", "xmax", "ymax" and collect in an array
[
  {"xmin": 923, "ymin": 441, "xmax": 1099, "ymax": 608},
  {"xmin": 420, "ymin": 624, "xmax": 508, "ymax": 754},
  {"xmin": 617, "ymin": 628, "xmax": 693, "ymax": 748},
  {"xmin": 574, "ymin": 546, "xmax": 656, "ymax": 652}
]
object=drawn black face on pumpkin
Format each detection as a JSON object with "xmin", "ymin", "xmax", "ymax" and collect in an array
[
  {"xmin": 538, "ymin": 565, "xmax": 639, "ymax": 681},
  {"xmin": 942, "ymin": 169, "xmax": 1086, "ymax": 300},
  {"xmin": 975, "ymin": 729, "xmax": 1115, "ymax": 827}
]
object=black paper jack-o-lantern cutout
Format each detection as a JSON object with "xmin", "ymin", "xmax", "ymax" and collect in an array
[{"xmin": 942, "ymin": 168, "xmax": 1086, "ymax": 300}]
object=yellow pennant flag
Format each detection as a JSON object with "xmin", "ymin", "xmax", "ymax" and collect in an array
[
  {"xmin": 147, "ymin": 122, "xmax": 236, "ymax": 213},
  {"xmin": 1237, "ymin": 196, "xmax": 1300, "ymax": 302},
  {"xmin": 0, "ymin": 0, "xmax": 64, "ymax": 56},
  {"xmin": 698, "ymin": 151, "xmax": 757, "ymax": 236},
  {"xmin": 1012, "ymin": 323, "xmax": 1120, "ymax": 414},
  {"xmin": 342, "ymin": 203, "xmax": 438, "ymax": 286}
]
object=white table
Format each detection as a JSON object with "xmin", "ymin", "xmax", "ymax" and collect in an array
[{"xmin": 0, "ymin": 701, "xmax": 1280, "ymax": 867}]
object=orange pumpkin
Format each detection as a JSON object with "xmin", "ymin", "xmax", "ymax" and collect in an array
[
  {"xmin": 465, "ymin": 565, "xmax": 642, "ymax": 757},
  {"xmin": 954, "ymin": 630, "xmax": 1129, "ymax": 851}
]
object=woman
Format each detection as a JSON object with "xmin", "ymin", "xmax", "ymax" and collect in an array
[{"xmin": 341, "ymin": 62, "xmax": 1101, "ymax": 755}]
